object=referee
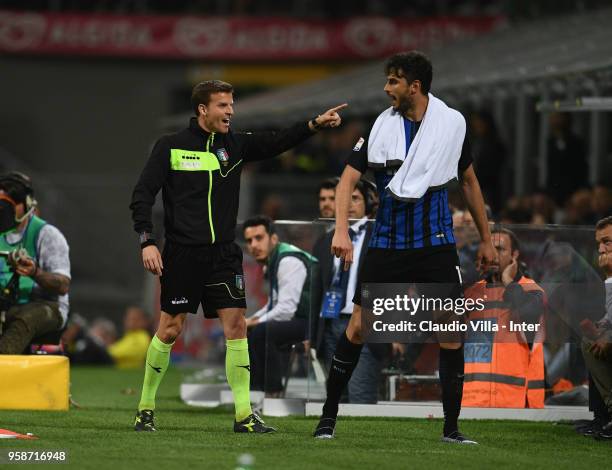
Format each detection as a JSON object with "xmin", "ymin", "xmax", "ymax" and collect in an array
[
  {"xmin": 313, "ymin": 52, "xmax": 496, "ymax": 443},
  {"xmin": 130, "ymin": 80, "xmax": 346, "ymax": 433}
]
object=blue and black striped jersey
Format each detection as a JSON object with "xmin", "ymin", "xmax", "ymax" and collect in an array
[{"xmin": 347, "ymin": 117, "xmax": 472, "ymax": 250}]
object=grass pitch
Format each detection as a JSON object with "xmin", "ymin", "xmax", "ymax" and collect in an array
[{"xmin": 0, "ymin": 366, "xmax": 609, "ymax": 469}]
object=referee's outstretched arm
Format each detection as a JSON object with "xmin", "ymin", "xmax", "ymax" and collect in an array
[
  {"xmin": 459, "ymin": 164, "xmax": 497, "ymax": 271},
  {"xmin": 331, "ymin": 165, "xmax": 362, "ymax": 271}
]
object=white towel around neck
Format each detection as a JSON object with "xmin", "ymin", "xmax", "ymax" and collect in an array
[{"xmin": 367, "ymin": 93, "xmax": 466, "ymax": 201}]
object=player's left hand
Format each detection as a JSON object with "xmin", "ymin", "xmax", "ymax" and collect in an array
[
  {"xmin": 476, "ymin": 239, "xmax": 497, "ymax": 273},
  {"xmin": 315, "ymin": 103, "xmax": 348, "ymax": 129}
]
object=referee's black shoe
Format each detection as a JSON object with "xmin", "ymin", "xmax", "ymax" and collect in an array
[
  {"xmin": 134, "ymin": 409, "xmax": 156, "ymax": 432},
  {"xmin": 313, "ymin": 417, "xmax": 336, "ymax": 439},
  {"xmin": 234, "ymin": 413, "xmax": 276, "ymax": 433},
  {"xmin": 441, "ymin": 431, "xmax": 478, "ymax": 445}
]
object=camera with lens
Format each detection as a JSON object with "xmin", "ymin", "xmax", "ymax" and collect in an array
[{"xmin": 0, "ymin": 249, "xmax": 23, "ymax": 313}]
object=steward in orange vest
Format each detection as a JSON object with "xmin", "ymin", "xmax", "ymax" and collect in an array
[{"xmin": 462, "ymin": 229, "xmax": 546, "ymax": 408}]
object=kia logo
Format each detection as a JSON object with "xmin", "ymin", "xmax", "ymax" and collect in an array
[
  {"xmin": 0, "ymin": 12, "xmax": 46, "ymax": 51},
  {"xmin": 174, "ymin": 18, "xmax": 228, "ymax": 56},
  {"xmin": 344, "ymin": 18, "xmax": 396, "ymax": 57}
]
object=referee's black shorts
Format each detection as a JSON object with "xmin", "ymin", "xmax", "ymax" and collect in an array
[
  {"xmin": 352, "ymin": 244, "xmax": 463, "ymax": 306},
  {"xmin": 160, "ymin": 241, "xmax": 246, "ymax": 317}
]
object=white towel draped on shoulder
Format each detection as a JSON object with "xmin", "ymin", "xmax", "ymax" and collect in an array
[{"xmin": 367, "ymin": 93, "xmax": 466, "ymax": 201}]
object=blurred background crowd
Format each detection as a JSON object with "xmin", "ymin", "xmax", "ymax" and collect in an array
[
  {"xmin": 6, "ymin": 0, "xmax": 610, "ymax": 18},
  {"xmin": 1, "ymin": 0, "xmax": 611, "ymax": 361}
]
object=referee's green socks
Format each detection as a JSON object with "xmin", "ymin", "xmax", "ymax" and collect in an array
[
  {"xmin": 226, "ymin": 338, "xmax": 253, "ymax": 422},
  {"xmin": 138, "ymin": 335, "xmax": 174, "ymax": 411}
]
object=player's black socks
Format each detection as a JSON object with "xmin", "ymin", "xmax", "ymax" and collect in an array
[
  {"xmin": 439, "ymin": 346, "xmax": 464, "ymax": 436},
  {"xmin": 321, "ymin": 331, "xmax": 363, "ymax": 419}
]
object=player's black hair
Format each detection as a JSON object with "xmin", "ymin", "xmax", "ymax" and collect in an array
[
  {"xmin": 191, "ymin": 80, "xmax": 234, "ymax": 116},
  {"xmin": 243, "ymin": 215, "xmax": 276, "ymax": 235},
  {"xmin": 385, "ymin": 51, "xmax": 433, "ymax": 95},
  {"xmin": 595, "ymin": 215, "xmax": 612, "ymax": 231},
  {"xmin": 491, "ymin": 227, "xmax": 520, "ymax": 253},
  {"xmin": 317, "ymin": 177, "xmax": 339, "ymax": 196}
]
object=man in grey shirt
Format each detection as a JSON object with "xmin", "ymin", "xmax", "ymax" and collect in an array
[
  {"xmin": 0, "ymin": 172, "xmax": 70, "ymax": 354},
  {"xmin": 581, "ymin": 215, "xmax": 612, "ymax": 440}
]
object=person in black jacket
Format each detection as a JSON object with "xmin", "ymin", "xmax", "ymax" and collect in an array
[
  {"xmin": 312, "ymin": 179, "xmax": 385, "ymax": 404},
  {"xmin": 129, "ymin": 79, "xmax": 346, "ymax": 433}
]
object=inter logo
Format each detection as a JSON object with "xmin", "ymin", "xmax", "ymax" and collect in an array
[{"xmin": 216, "ymin": 148, "xmax": 229, "ymax": 166}]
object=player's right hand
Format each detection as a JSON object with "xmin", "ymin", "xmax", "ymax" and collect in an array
[
  {"xmin": 331, "ymin": 229, "xmax": 353, "ymax": 271},
  {"xmin": 476, "ymin": 239, "xmax": 497, "ymax": 273},
  {"xmin": 142, "ymin": 245, "xmax": 163, "ymax": 275}
]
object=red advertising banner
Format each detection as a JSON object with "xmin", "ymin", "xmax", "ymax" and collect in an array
[{"xmin": 0, "ymin": 10, "xmax": 504, "ymax": 60}]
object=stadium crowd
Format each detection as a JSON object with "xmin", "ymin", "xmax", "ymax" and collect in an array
[
  {"xmin": 5, "ymin": 0, "xmax": 609, "ymax": 19},
  {"xmin": 253, "ymin": 111, "xmax": 612, "ymax": 226}
]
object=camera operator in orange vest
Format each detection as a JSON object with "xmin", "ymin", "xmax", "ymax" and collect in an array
[{"xmin": 462, "ymin": 228, "xmax": 546, "ymax": 408}]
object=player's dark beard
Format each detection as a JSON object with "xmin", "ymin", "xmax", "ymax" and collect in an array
[{"xmin": 395, "ymin": 94, "xmax": 413, "ymax": 116}]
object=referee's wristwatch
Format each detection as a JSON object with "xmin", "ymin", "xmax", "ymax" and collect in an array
[
  {"xmin": 309, "ymin": 115, "xmax": 322, "ymax": 131},
  {"xmin": 139, "ymin": 232, "xmax": 156, "ymax": 249}
]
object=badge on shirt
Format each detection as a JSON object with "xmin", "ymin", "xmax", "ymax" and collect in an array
[
  {"xmin": 353, "ymin": 137, "xmax": 365, "ymax": 152},
  {"xmin": 235, "ymin": 275, "xmax": 244, "ymax": 291},
  {"xmin": 321, "ymin": 288, "xmax": 344, "ymax": 319},
  {"xmin": 216, "ymin": 148, "xmax": 229, "ymax": 167}
]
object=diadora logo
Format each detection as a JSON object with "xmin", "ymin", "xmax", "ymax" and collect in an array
[
  {"xmin": 180, "ymin": 160, "xmax": 201, "ymax": 170},
  {"xmin": 171, "ymin": 297, "xmax": 189, "ymax": 305}
]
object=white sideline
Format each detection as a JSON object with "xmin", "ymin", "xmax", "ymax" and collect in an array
[{"xmin": 304, "ymin": 401, "xmax": 591, "ymax": 421}]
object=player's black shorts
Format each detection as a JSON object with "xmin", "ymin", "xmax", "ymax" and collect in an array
[
  {"xmin": 160, "ymin": 241, "xmax": 246, "ymax": 317},
  {"xmin": 353, "ymin": 244, "xmax": 463, "ymax": 306}
]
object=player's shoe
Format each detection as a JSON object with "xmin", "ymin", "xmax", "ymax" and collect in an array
[
  {"xmin": 576, "ymin": 419, "xmax": 603, "ymax": 436},
  {"xmin": 441, "ymin": 431, "xmax": 478, "ymax": 445},
  {"xmin": 594, "ymin": 421, "xmax": 612, "ymax": 441},
  {"xmin": 234, "ymin": 413, "xmax": 276, "ymax": 433},
  {"xmin": 134, "ymin": 409, "xmax": 156, "ymax": 432},
  {"xmin": 313, "ymin": 417, "xmax": 336, "ymax": 439}
]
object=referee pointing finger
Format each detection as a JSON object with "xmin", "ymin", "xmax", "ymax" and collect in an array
[{"xmin": 129, "ymin": 80, "xmax": 347, "ymax": 434}]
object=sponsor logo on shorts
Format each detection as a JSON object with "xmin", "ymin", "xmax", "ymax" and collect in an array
[{"xmin": 171, "ymin": 297, "xmax": 189, "ymax": 305}]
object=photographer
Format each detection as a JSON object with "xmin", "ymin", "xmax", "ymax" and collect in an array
[{"xmin": 0, "ymin": 172, "xmax": 70, "ymax": 354}]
